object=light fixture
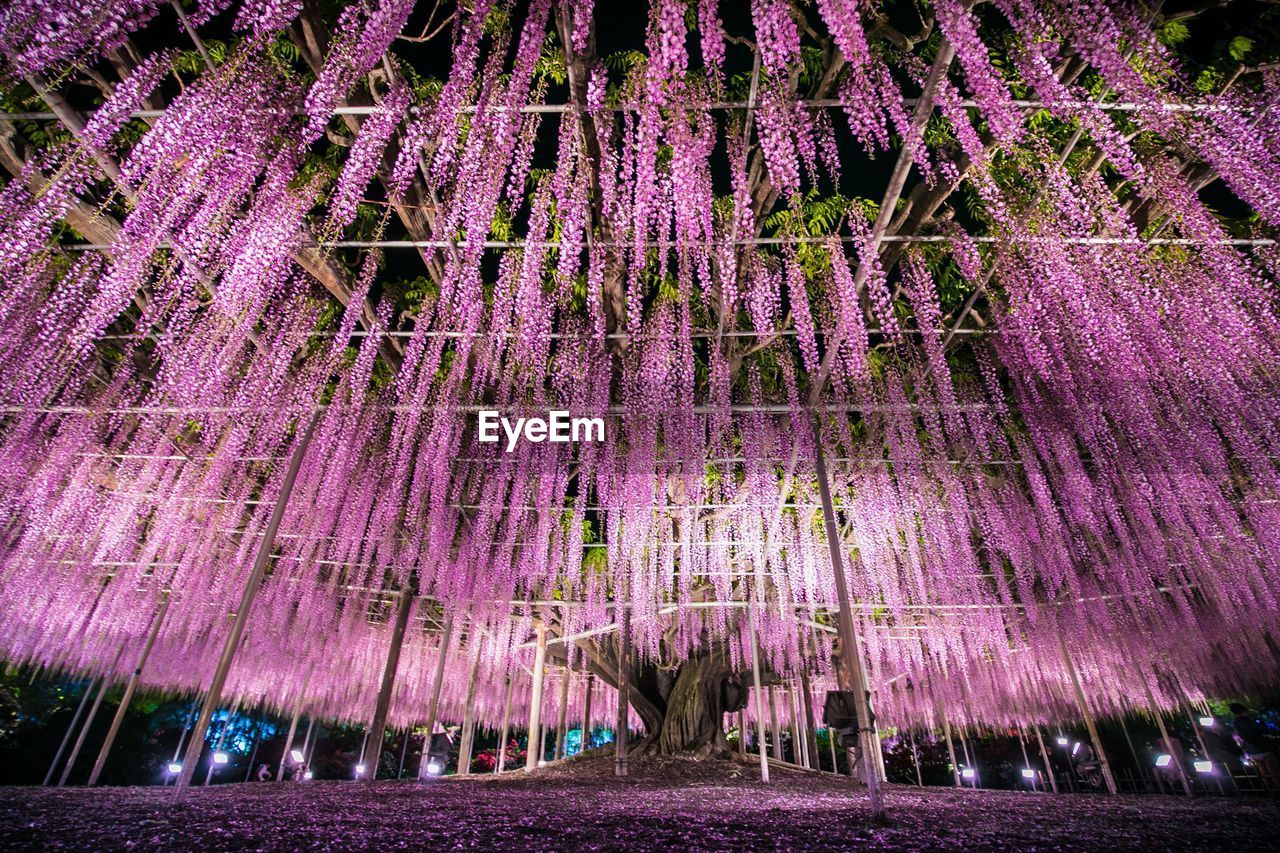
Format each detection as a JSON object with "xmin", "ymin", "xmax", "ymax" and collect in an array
[
  {"xmin": 167, "ymin": 762, "xmax": 182, "ymax": 774},
  {"xmin": 290, "ymin": 749, "xmax": 305, "ymax": 763},
  {"xmin": 1194, "ymin": 760, "xmax": 1213, "ymax": 774},
  {"xmin": 1021, "ymin": 768, "xmax": 1035, "ymax": 779},
  {"xmin": 355, "ymin": 764, "xmax": 366, "ymax": 775},
  {"xmin": 1072, "ymin": 742, "xmax": 1081, "ymax": 755},
  {"xmin": 961, "ymin": 767, "xmax": 976, "ymax": 779},
  {"xmin": 1198, "ymin": 716, "xmax": 1214, "ymax": 727},
  {"xmin": 426, "ymin": 761, "xmax": 442, "ymax": 776},
  {"xmin": 212, "ymin": 751, "xmax": 229, "ymax": 765},
  {"xmin": 1056, "ymin": 737, "xmax": 1069, "ymax": 746},
  {"xmin": 1155, "ymin": 754, "xmax": 1172, "ymax": 767},
  {"xmin": 303, "ymin": 770, "xmax": 313, "ymax": 779}
]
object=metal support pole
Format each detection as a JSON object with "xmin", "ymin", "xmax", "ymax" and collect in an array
[
  {"xmin": 941, "ymin": 707, "xmax": 961, "ymax": 787},
  {"xmin": 799, "ymin": 658, "xmax": 819, "ymax": 772},
  {"xmin": 738, "ymin": 710, "xmax": 747, "ymax": 756},
  {"xmin": 828, "ymin": 726, "xmax": 839, "ymax": 774},
  {"xmin": 814, "ymin": 430, "xmax": 884, "ymax": 818},
  {"xmin": 525, "ymin": 625, "xmax": 548, "ymax": 772},
  {"xmin": 1118, "ymin": 715, "xmax": 1149, "ymax": 791},
  {"xmin": 244, "ymin": 727, "xmax": 261, "ymax": 782},
  {"xmin": 1186, "ymin": 705, "xmax": 1225, "ymax": 795},
  {"xmin": 554, "ymin": 665, "xmax": 571, "ymax": 761},
  {"xmin": 581, "ymin": 674, "xmax": 595, "ymax": 755},
  {"xmin": 58, "ymin": 645, "xmax": 124, "ymax": 786},
  {"xmin": 496, "ymin": 675, "xmax": 514, "ymax": 773},
  {"xmin": 1018, "ymin": 726, "xmax": 1034, "ymax": 790},
  {"xmin": 614, "ymin": 602, "xmax": 631, "ymax": 778},
  {"xmin": 456, "ymin": 647, "xmax": 483, "ymax": 775},
  {"xmin": 960, "ymin": 730, "xmax": 976, "ymax": 786},
  {"xmin": 174, "ymin": 413, "xmax": 317, "ymax": 797},
  {"xmin": 44, "ymin": 675, "xmax": 98, "ymax": 786},
  {"xmin": 747, "ymin": 602, "xmax": 770, "ymax": 783},
  {"xmin": 1034, "ymin": 725, "xmax": 1059, "ymax": 793},
  {"xmin": 417, "ymin": 612, "xmax": 456, "ymax": 780},
  {"xmin": 204, "ymin": 698, "xmax": 240, "ymax": 786},
  {"xmin": 277, "ymin": 695, "xmax": 304, "ymax": 782},
  {"xmin": 1059, "ymin": 635, "xmax": 1118, "ymax": 795},
  {"xmin": 1140, "ymin": 676, "xmax": 1191, "ymax": 796},
  {"xmin": 909, "ymin": 730, "xmax": 923, "ymax": 787},
  {"xmin": 88, "ymin": 594, "xmax": 171, "ymax": 785},
  {"xmin": 299, "ymin": 718, "xmax": 315, "ymax": 775},
  {"xmin": 767, "ymin": 685, "xmax": 783, "ymax": 761},
  {"xmin": 397, "ymin": 727, "xmax": 409, "ymax": 779},
  {"xmin": 366, "ymin": 584, "xmax": 416, "ymax": 779}
]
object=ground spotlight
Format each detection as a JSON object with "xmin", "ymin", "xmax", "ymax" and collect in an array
[
  {"xmin": 212, "ymin": 751, "xmax": 229, "ymax": 765},
  {"xmin": 1056, "ymin": 737, "xmax": 1069, "ymax": 746},
  {"xmin": 303, "ymin": 771, "xmax": 313, "ymax": 780},
  {"xmin": 1072, "ymin": 742, "xmax": 1081, "ymax": 755},
  {"xmin": 1021, "ymin": 768, "xmax": 1035, "ymax": 779},
  {"xmin": 426, "ymin": 761, "xmax": 443, "ymax": 776},
  {"xmin": 167, "ymin": 762, "xmax": 182, "ymax": 774},
  {"xmin": 355, "ymin": 764, "xmax": 366, "ymax": 776},
  {"xmin": 1198, "ymin": 716, "xmax": 1214, "ymax": 727},
  {"xmin": 1155, "ymin": 754, "xmax": 1172, "ymax": 767},
  {"xmin": 961, "ymin": 768, "xmax": 976, "ymax": 779},
  {"xmin": 290, "ymin": 749, "xmax": 305, "ymax": 763},
  {"xmin": 1194, "ymin": 760, "xmax": 1213, "ymax": 774}
]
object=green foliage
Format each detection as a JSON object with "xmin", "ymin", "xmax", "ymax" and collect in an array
[
  {"xmin": 1157, "ymin": 20, "xmax": 1190, "ymax": 47},
  {"xmin": 536, "ymin": 34, "xmax": 567, "ymax": 85},
  {"xmin": 1228, "ymin": 36, "xmax": 1254, "ymax": 61},
  {"xmin": 174, "ymin": 39, "xmax": 228, "ymax": 74}
]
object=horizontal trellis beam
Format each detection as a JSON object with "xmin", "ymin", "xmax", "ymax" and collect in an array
[
  {"xmin": 51, "ymin": 236, "xmax": 1278, "ymax": 251},
  {"xmin": 0, "ymin": 98, "xmax": 1254, "ymax": 122},
  {"xmin": 0, "ymin": 402, "xmax": 990, "ymax": 415}
]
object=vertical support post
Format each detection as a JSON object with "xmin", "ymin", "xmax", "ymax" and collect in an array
[
  {"xmin": 747, "ymin": 601, "xmax": 770, "ymax": 783},
  {"xmin": 767, "ymin": 685, "xmax": 783, "ymax": 761},
  {"xmin": 828, "ymin": 725, "xmax": 838, "ymax": 774},
  {"xmin": 204, "ymin": 698, "xmax": 240, "ymax": 786},
  {"xmin": 174, "ymin": 413, "xmax": 318, "ymax": 797},
  {"xmin": 1034, "ymin": 725, "xmax": 1059, "ymax": 793},
  {"xmin": 1017, "ymin": 726, "xmax": 1034, "ymax": 789},
  {"xmin": 525, "ymin": 625, "xmax": 548, "ymax": 772},
  {"xmin": 1185, "ymin": 705, "xmax": 1225, "ymax": 795},
  {"xmin": 44, "ymin": 675, "xmax": 99, "ymax": 786},
  {"xmin": 790, "ymin": 687, "xmax": 809, "ymax": 768},
  {"xmin": 960, "ymin": 729, "xmax": 976, "ymax": 786},
  {"xmin": 397, "ymin": 727, "xmax": 409, "ymax": 779},
  {"xmin": 940, "ymin": 706, "xmax": 961, "ymax": 787},
  {"xmin": 366, "ymin": 583, "xmax": 416, "ymax": 780},
  {"xmin": 814, "ymin": 429, "xmax": 884, "ymax": 818},
  {"xmin": 1118, "ymin": 715, "xmax": 1148, "ymax": 791},
  {"xmin": 614, "ymin": 601, "xmax": 631, "ymax": 777},
  {"xmin": 1059, "ymin": 635, "xmax": 1118, "ymax": 795},
  {"xmin": 88, "ymin": 594, "xmax": 171, "ymax": 786},
  {"xmin": 59, "ymin": 645, "xmax": 125, "ymax": 786},
  {"xmin": 554, "ymin": 664, "xmax": 571, "ymax": 761},
  {"xmin": 799, "ymin": 660, "xmax": 819, "ymax": 772},
  {"xmin": 244, "ymin": 726, "xmax": 262, "ymax": 782},
  {"xmin": 1140, "ymin": 675, "xmax": 1191, "ymax": 796},
  {"xmin": 496, "ymin": 674, "xmax": 514, "ymax": 772},
  {"xmin": 581, "ymin": 673, "xmax": 595, "ymax": 755},
  {"xmin": 277, "ymin": 695, "xmax": 304, "ymax": 782},
  {"xmin": 737, "ymin": 710, "xmax": 747, "ymax": 755},
  {"xmin": 417, "ymin": 611, "xmax": 456, "ymax": 780},
  {"xmin": 456, "ymin": 646, "xmax": 483, "ymax": 775},
  {"xmin": 909, "ymin": 730, "xmax": 923, "ymax": 786}
]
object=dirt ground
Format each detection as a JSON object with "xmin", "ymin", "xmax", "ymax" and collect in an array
[{"xmin": 1, "ymin": 752, "xmax": 1276, "ymax": 850}]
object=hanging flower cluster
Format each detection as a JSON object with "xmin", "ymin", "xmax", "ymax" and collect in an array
[{"xmin": 0, "ymin": 0, "xmax": 1276, "ymax": 739}]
